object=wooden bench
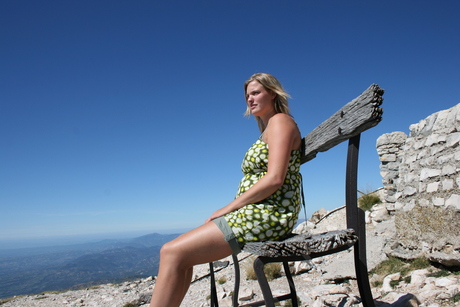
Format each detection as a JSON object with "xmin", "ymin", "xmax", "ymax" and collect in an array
[{"xmin": 210, "ymin": 84, "xmax": 384, "ymax": 307}]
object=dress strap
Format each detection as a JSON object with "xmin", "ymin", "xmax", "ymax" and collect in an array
[{"xmin": 300, "ymin": 173, "xmax": 307, "ymax": 222}]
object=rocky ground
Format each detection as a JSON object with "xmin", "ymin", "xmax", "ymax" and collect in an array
[{"xmin": 1, "ymin": 206, "xmax": 459, "ymax": 307}]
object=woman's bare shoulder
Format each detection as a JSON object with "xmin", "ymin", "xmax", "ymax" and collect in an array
[
  {"xmin": 267, "ymin": 113, "xmax": 297, "ymax": 129},
  {"xmin": 265, "ymin": 114, "xmax": 301, "ymax": 150}
]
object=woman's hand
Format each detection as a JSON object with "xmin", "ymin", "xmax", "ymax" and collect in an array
[{"xmin": 204, "ymin": 207, "xmax": 228, "ymax": 224}]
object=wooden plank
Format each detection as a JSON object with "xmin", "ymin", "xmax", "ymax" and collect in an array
[{"xmin": 301, "ymin": 84, "xmax": 384, "ymax": 164}]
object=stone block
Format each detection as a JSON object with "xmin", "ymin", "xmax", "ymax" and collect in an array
[
  {"xmin": 432, "ymin": 197, "xmax": 445, "ymax": 207},
  {"xmin": 402, "ymin": 144, "xmax": 412, "ymax": 151},
  {"xmin": 417, "ymin": 148, "xmax": 429, "ymax": 159},
  {"xmin": 420, "ymin": 168, "xmax": 441, "ymax": 181},
  {"xmin": 422, "ymin": 114, "xmax": 437, "ymax": 136},
  {"xmin": 442, "ymin": 164, "xmax": 456, "ymax": 176},
  {"xmin": 442, "ymin": 179, "xmax": 454, "ymax": 191},
  {"xmin": 426, "ymin": 182, "xmax": 439, "ymax": 193},
  {"xmin": 455, "ymin": 151, "xmax": 460, "ymax": 161},
  {"xmin": 409, "ymin": 123, "xmax": 420, "ymax": 137},
  {"xmin": 447, "ymin": 132, "xmax": 460, "ymax": 147},
  {"xmin": 404, "ymin": 173, "xmax": 418, "ymax": 184},
  {"xmin": 403, "ymin": 186, "xmax": 417, "ymax": 196},
  {"xmin": 403, "ymin": 154, "xmax": 417, "ymax": 164},
  {"xmin": 376, "ymin": 131, "xmax": 407, "ymax": 147},
  {"xmin": 386, "ymin": 161, "xmax": 400, "ymax": 171},
  {"xmin": 431, "ymin": 145, "xmax": 445, "ymax": 156},
  {"xmin": 425, "ymin": 133, "xmax": 445, "ymax": 147},
  {"xmin": 435, "ymin": 107, "xmax": 457, "ymax": 130},
  {"xmin": 418, "ymin": 182, "xmax": 426, "ymax": 193},
  {"xmin": 413, "ymin": 139, "xmax": 425, "ymax": 150},
  {"xmin": 437, "ymin": 153, "xmax": 454, "ymax": 164},
  {"xmin": 446, "ymin": 194, "xmax": 460, "ymax": 209},
  {"xmin": 419, "ymin": 199, "xmax": 430, "ymax": 206},
  {"xmin": 419, "ymin": 156, "xmax": 435, "ymax": 167},
  {"xmin": 379, "ymin": 154, "xmax": 396, "ymax": 162}
]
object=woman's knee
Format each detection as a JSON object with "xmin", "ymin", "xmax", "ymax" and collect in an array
[
  {"xmin": 159, "ymin": 238, "xmax": 189, "ymax": 266},
  {"xmin": 160, "ymin": 240, "xmax": 177, "ymax": 260}
]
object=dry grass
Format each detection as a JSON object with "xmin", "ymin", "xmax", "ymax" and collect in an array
[{"xmin": 245, "ymin": 256, "xmax": 282, "ymax": 281}]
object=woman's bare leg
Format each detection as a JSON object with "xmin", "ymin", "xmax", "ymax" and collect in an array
[
  {"xmin": 149, "ymin": 221, "xmax": 233, "ymax": 307},
  {"xmin": 179, "ymin": 267, "xmax": 193, "ymax": 301}
]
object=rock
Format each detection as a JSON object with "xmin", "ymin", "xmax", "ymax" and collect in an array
[
  {"xmin": 219, "ymin": 296, "xmax": 234, "ymax": 307},
  {"xmin": 323, "ymin": 293, "xmax": 347, "ymax": 305},
  {"xmin": 408, "ymin": 269, "xmax": 429, "ymax": 289},
  {"xmin": 292, "ymin": 220, "xmax": 313, "ymax": 234},
  {"xmin": 434, "ymin": 276, "xmax": 457, "ymax": 287},
  {"xmin": 427, "ymin": 251, "xmax": 460, "ymax": 267},
  {"xmin": 238, "ymin": 288, "xmax": 254, "ymax": 301},
  {"xmin": 370, "ymin": 203, "xmax": 390, "ymax": 222},
  {"xmin": 292, "ymin": 260, "xmax": 314, "ymax": 274},
  {"xmin": 328, "ymin": 285, "xmax": 351, "ymax": 294},
  {"xmin": 309, "ymin": 208, "xmax": 328, "ymax": 224},
  {"xmin": 312, "ymin": 297, "xmax": 325, "ymax": 307},
  {"xmin": 382, "ymin": 272, "xmax": 401, "ymax": 292}
]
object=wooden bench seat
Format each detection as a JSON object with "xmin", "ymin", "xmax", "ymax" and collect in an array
[{"xmin": 243, "ymin": 229, "xmax": 357, "ymax": 258}]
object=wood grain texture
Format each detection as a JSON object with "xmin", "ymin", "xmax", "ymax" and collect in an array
[{"xmin": 301, "ymin": 84, "xmax": 384, "ymax": 163}]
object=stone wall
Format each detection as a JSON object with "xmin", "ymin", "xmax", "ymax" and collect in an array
[{"xmin": 376, "ymin": 103, "xmax": 460, "ymax": 266}]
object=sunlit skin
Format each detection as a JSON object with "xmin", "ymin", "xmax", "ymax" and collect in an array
[
  {"xmin": 149, "ymin": 80, "xmax": 300, "ymax": 307},
  {"xmin": 246, "ymin": 80, "xmax": 277, "ymax": 119}
]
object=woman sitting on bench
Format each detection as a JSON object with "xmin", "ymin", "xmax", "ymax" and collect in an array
[{"xmin": 149, "ymin": 72, "xmax": 303, "ymax": 307}]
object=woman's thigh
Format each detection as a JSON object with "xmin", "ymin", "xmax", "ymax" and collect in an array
[{"xmin": 161, "ymin": 221, "xmax": 233, "ymax": 268}]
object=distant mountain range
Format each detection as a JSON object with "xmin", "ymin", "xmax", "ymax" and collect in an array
[{"xmin": 0, "ymin": 233, "xmax": 180, "ymax": 299}]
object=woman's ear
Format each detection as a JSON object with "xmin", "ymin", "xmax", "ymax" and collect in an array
[{"xmin": 270, "ymin": 90, "xmax": 277, "ymax": 100}]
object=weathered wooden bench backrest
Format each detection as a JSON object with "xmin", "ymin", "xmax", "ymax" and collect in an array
[{"xmin": 301, "ymin": 84, "xmax": 384, "ymax": 164}]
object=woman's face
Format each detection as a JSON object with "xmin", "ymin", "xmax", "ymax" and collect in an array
[{"xmin": 245, "ymin": 80, "xmax": 276, "ymax": 118}]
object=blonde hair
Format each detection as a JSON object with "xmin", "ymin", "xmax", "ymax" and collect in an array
[{"xmin": 243, "ymin": 73, "xmax": 292, "ymax": 132}]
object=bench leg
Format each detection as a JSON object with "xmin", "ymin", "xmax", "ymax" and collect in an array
[
  {"xmin": 209, "ymin": 262, "xmax": 219, "ymax": 307},
  {"xmin": 253, "ymin": 257, "xmax": 276, "ymax": 307},
  {"xmin": 232, "ymin": 254, "xmax": 240, "ymax": 307},
  {"xmin": 215, "ymin": 256, "xmax": 300, "ymax": 307},
  {"xmin": 346, "ymin": 135, "xmax": 375, "ymax": 307},
  {"xmin": 244, "ymin": 257, "xmax": 299, "ymax": 307},
  {"xmin": 282, "ymin": 261, "xmax": 298, "ymax": 307},
  {"xmin": 355, "ymin": 247, "xmax": 375, "ymax": 307},
  {"xmin": 354, "ymin": 209, "xmax": 375, "ymax": 307}
]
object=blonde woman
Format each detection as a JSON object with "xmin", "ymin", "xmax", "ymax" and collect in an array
[{"xmin": 150, "ymin": 73, "xmax": 302, "ymax": 307}]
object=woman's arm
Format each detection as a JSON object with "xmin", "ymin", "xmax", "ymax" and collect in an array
[{"xmin": 205, "ymin": 113, "xmax": 300, "ymax": 223}]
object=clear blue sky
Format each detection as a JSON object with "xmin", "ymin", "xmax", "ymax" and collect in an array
[{"xmin": 1, "ymin": 0, "xmax": 459, "ymax": 248}]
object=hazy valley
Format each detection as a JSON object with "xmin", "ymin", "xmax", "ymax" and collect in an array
[{"xmin": 0, "ymin": 233, "xmax": 180, "ymax": 299}]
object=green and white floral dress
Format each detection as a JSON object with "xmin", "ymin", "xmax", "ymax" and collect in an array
[{"xmin": 224, "ymin": 137, "xmax": 302, "ymax": 247}]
